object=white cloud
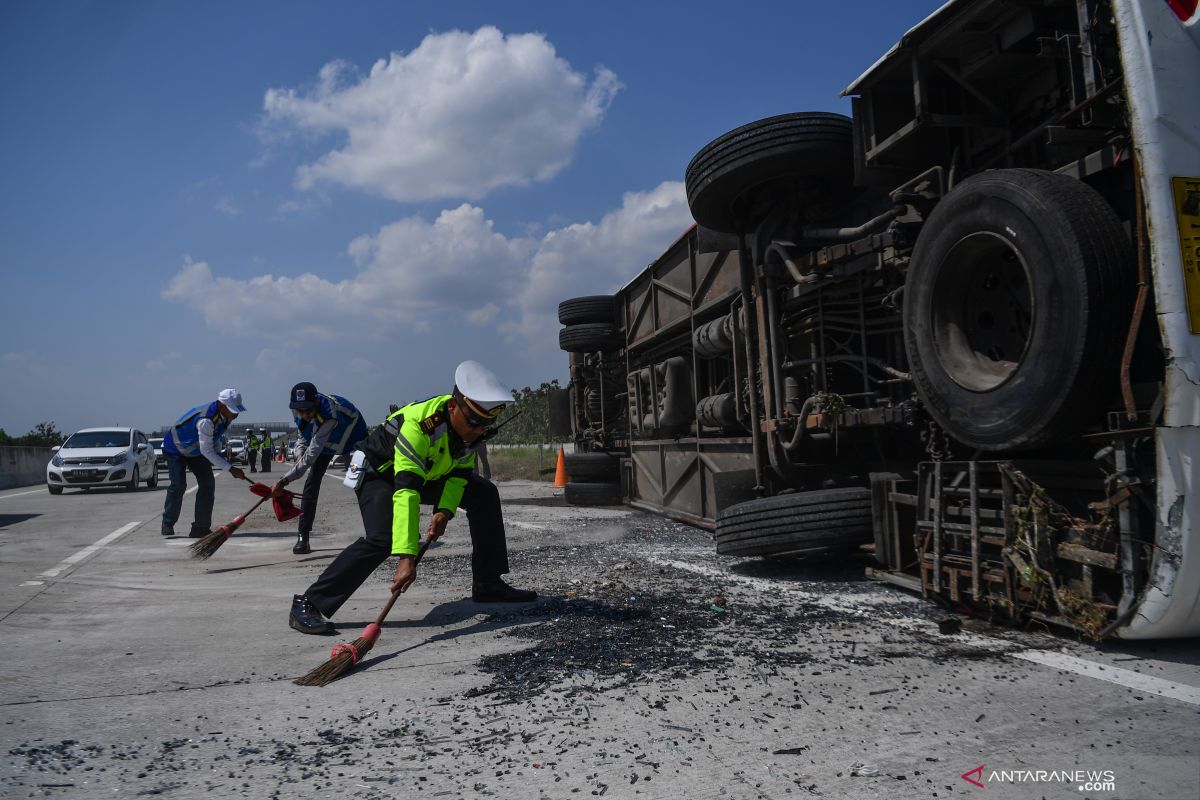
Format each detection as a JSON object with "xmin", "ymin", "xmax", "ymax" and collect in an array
[
  {"xmin": 145, "ymin": 351, "xmax": 182, "ymax": 371},
  {"xmin": 215, "ymin": 196, "xmax": 240, "ymax": 217},
  {"xmin": 261, "ymin": 27, "xmax": 621, "ymax": 202},
  {"xmin": 162, "ymin": 181, "xmax": 693, "ymax": 359}
]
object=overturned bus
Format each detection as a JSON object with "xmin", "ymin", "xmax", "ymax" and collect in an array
[{"xmin": 556, "ymin": 0, "xmax": 1200, "ymax": 640}]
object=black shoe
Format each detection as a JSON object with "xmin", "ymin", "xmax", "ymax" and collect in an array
[
  {"xmin": 188, "ymin": 527, "xmax": 209, "ymax": 538},
  {"xmin": 292, "ymin": 533, "xmax": 311, "ymax": 555},
  {"xmin": 161, "ymin": 524, "xmax": 175, "ymax": 537},
  {"xmin": 472, "ymin": 578, "xmax": 538, "ymax": 603},
  {"xmin": 289, "ymin": 594, "xmax": 335, "ymax": 635}
]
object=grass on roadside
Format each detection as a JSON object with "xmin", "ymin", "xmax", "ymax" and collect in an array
[{"xmin": 483, "ymin": 446, "xmax": 559, "ymax": 482}]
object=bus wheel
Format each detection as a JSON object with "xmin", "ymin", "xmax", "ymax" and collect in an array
[
  {"xmin": 715, "ymin": 488, "xmax": 873, "ymax": 557},
  {"xmin": 903, "ymin": 168, "xmax": 1132, "ymax": 451},
  {"xmin": 686, "ymin": 112, "xmax": 854, "ymax": 234}
]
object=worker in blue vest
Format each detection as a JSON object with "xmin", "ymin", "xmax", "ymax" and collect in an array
[
  {"xmin": 271, "ymin": 383, "xmax": 368, "ymax": 555},
  {"xmin": 288, "ymin": 361, "xmax": 535, "ymax": 635},
  {"xmin": 161, "ymin": 388, "xmax": 247, "ymax": 537}
]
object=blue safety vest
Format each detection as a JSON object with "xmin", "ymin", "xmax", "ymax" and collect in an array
[
  {"xmin": 296, "ymin": 393, "xmax": 366, "ymax": 455},
  {"xmin": 164, "ymin": 401, "xmax": 230, "ymax": 458}
]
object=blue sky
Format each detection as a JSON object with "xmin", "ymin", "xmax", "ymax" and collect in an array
[{"xmin": 0, "ymin": 0, "xmax": 944, "ymax": 436}]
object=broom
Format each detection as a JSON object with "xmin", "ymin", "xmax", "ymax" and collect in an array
[
  {"xmin": 294, "ymin": 538, "xmax": 433, "ymax": 686},
  {"xmin": 189, "ymin": 496, "xmax": 268, "ymax": 560}
]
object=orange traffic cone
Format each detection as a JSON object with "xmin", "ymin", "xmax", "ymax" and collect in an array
[{"xmin": 553, "ymin": 446, "xmax": 568, "ymax": 487}]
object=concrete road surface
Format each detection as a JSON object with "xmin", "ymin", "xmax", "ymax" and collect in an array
[{"xmin": 0, "ymin": 473, "xmax": 1197, "ymax": 800}]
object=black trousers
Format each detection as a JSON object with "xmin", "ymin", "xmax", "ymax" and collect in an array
[
  {"xmin": 298, "ymin": 451, "xmax": 334, "ymax": 535},
  {"xmin": 248, "ymin": 449, "xmax": 258, "ymax": 472},
  {"xmin": 260, "ymin": 447, "xmax": 271, "ymax": 473},
  {"xmin": 162, "ymin": 453, "xmax": 215, "ymax": 534},
  {"xmin": 305, "ymin": 471, "xmax": 510, "ymax": 618}
]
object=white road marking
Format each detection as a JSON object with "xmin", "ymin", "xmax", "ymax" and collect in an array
[
  {"xmin": 650, "ymin": 555, "xmax": 1200, "ymax": 708},
  {"xmin": 1013, "ymin": 649, "xmax": 1200, "ymax": 706},
  {"xmin": 0, "ymin": 489, "xmax": 44, "ymax": 500},
  {"xmin": 509, "ymin": 520, "xmax": 546, "ymax": 531},
  {"xmin": 19, "ymin": 581, "xmax": 44, "ymax": 587},
  {"xmin": 39, "ymin": 521, "xmax": 141, "ymax": 579}
]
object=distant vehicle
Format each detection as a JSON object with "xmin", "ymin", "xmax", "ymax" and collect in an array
[
  {"xmin": 47, "ymin": 428, "xmax": 159, "ymax": 494},
  {"xmin": 147, "ymin": 437, "xmax": 167, "ymax": 472},
  {"xmin": 226, "ymin": 438, "xmax": 248, "ymax": 465}
]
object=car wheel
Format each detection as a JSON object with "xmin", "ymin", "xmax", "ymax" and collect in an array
[
  {"xmin": 903, "ymin": 168, "xmax": 1132, "ymax": 450},
  {"xmin": 47, "ymin": 484, "xmax": 63, "ymax": 495},
  {"xmin": 715, "ymin": 488, "xmax": 873, "ymax": 557},
  {"xmin": 126, "ymin": 466, "xmax": 140, "ymax": 492},
  {"xmin": 146, "ymin": 468, "xmax": 159, "ymax": 488}
]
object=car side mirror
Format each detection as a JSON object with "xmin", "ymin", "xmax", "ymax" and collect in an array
[
  {"xmin": 137, "ymin": 443, "xmax": 148, "ymax": 452},
  {"xmin": 51, "ymin": 445, "xmax": 61, "ymax": 452}
]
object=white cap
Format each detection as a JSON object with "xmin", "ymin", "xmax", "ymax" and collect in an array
[
  {"xmin": 217, "ymin": 388, "xmax": 246, "ymax": 414},
  {"xmin": 453, "ymin": 360, "xmax": 511, "ymax": 418}
]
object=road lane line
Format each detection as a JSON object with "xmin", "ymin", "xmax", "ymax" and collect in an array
[
  {"xmin": 650, "ymin": 555, "xmax": 1200, "ymax": 707},
  {"xmin": 39, "ymin": 521, "xmax": 141, "ymax": 579},
  {"xmin": 509, "ymin": 521, "xmax": 546, "ymax": 531},
  {"xmin": 1013, "ymin": 649, "xmax": 1200, "ymax": 706},
  {"xmin": 0, "ymin": 489, "xmax": 43, "ymax": 500}
]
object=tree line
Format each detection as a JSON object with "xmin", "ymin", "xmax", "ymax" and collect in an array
[
  {"xmin": 387, "ymin": 381, "xmax": 567, "ymax": 445},
  {"xmin": 0, "ymin": 422, "xmax": 67, "ymax": 448}
]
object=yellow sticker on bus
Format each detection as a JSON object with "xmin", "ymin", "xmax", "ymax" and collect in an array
[{"xmin": 1173, "ymin": 177, "xmax": 1200, "ymax": 334}]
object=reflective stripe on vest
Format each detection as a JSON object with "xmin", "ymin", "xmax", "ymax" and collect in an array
[{"xmin": 166, "ymin": 402, "xmax": 227, "ymax": 457}]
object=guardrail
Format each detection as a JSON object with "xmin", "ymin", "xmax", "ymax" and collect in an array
[{"xmin": 0, "ymin": 446, "xmax": 53, "ymax": 490}]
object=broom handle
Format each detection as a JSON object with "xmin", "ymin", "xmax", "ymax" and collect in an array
[
  {"xmin": 372, "ymin": 537, "xmax": 434, "ymax": 625},
  {"xmin": 243, "ymin": 495, "xmax": 269, "ymax": 517}
]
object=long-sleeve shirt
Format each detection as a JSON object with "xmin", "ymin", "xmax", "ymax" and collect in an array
[
  {"xmin": 279, "ymin": 417, "xmax": 337, "ymax": 486},
  {"xmin": 387, "ymin": 395, "xmax": 476, "ymax": 556},
  {"xmin": 196, "ymin": 417, "xmax": 232, "ymax": 471}
]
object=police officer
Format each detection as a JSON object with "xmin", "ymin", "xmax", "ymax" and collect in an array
[
  {"xmin": 288, "ymin": 361, "xmax": 536, "ymax": 634},
  {"xmin": 161, "ymin": 389, "xmax": 248, "ymax": 537},
  {"xmin": 272, "ymin": 383, "xmax": 367, "ymax": 555},
  {"xmin": 259, "ymin": 427, "xmax": 272, "ymax": 474},
  {"xmin": 246, "ymin": 429, "xmax": 260, "ymax": 473}
]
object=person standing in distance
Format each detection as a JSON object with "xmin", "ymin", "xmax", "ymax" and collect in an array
[
  {"xmin": 161, "ymin": 389, "xmax": 248, "ymax": 537},
  {"xmin": 246, "ymin": 429, "xmax": 260, "ymax": 473},
  {"xmin": 271, "ymin": 383, "xmax": 368, "ymax": 555},
  {"xmin": 259, "ymin": 427, "xmax": 272, "ymax": 474},
  {"xmin": 288, "ymin": 361, "xmax": 536, "ymax": 634}
]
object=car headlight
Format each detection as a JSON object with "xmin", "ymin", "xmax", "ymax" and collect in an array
[
  {"xmin": 108, "ymin": 452, "xmax": 130, "ymax": 466},
  {"xmin": 51, "ymin": 454, "xmax": 63, "ymax": 467}
]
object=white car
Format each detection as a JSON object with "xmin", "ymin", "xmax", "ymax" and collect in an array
[
  {"xmin": 46, "ymin": 427, "xmax": 159, "ymax": 495},
  {"xmin": 148, "ymin": 437, "xmax": 167, "ymax": 472},
  {"xmin": 226, "ymin": 438, "xmax": 247, "ymax": 465}
]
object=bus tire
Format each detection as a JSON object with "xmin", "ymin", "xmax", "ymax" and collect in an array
[
  {"xmin": 686, "ymin": 112, "xmax": 855, "ymax": 234},
  {"xmin": 715, "ymin": 488, "xmax": 872, "ymax": 557},
  {"xmin": 903, "ymin": 168, "xmax": 1132, "ymax": 450}
]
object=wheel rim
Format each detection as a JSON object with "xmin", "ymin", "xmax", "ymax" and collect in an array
[{"xmin": 930, "ymin": 231, "xmax": 1033, "ymax": 392}]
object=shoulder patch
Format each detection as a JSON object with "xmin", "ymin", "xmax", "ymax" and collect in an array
[{"xmin": 419, "ymin": 411, "xmax": 444, "ymax": 435}]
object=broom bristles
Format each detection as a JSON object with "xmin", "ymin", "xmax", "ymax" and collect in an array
[
  {"xmin": 188, "ymin": 528, "xmax": 231, "ymax": 560},
  {"xmin": 293, "ymin": 636, "xmax": 373, "ymax": 686}
]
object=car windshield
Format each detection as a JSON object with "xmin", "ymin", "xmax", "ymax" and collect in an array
[
  {"xmin": 149, "ymin": 438, "xmax": 164, "ymax": 448},
  {"xmin": 64, "ymin": 431, "xmax": 131, "ymax": 449}
]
